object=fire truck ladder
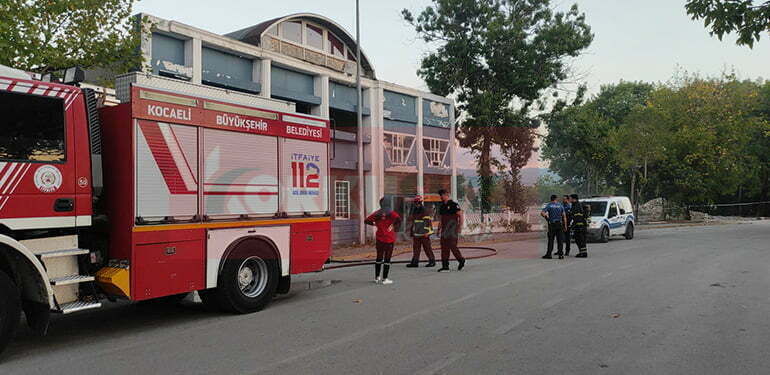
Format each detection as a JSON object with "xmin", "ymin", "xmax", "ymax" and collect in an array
[{"xmin": 37, "ymin": 248, "xmax": 102, "ymax": 314}]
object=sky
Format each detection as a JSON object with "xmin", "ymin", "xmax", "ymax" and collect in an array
[{"xmin": 134, "ymin": 0, "xmax": 770, "ymax": 170}]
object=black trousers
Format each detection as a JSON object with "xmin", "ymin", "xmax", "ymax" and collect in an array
[
  {"xmin": 564, "ymin": 226, "xmax": 571, "ymax": 254},
  {"xmin": 411, "ymin": 236, "xmax": 436, "ymax": 263},
  {"xmin": 546, "ymin": 222, "xmax": 565, "ymax": 256},
  {"xmin": 440, "ymin": 236, "xmax": 464, "ymax": 268},
  {"xmin": 573, "ymin": 227, "xmax": 587, "ymax": 254},
  {"xmin": 375, "ymin": 241, "xmax": 395, "ymax": 279}
]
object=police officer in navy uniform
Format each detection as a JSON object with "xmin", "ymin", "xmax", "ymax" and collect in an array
[
  {"xmin": 541, "ymin": 194, "xmax": 567, "ymax": 259},
  {"xmin": 562, "ymin": 195, "xmax": 573, "ymax": 256},
  {"xmin": 437, "ymin": 189, "xmax": 465, "ymax": 272},
  {"xmin": 406, "ymin": 195, "xmax": 437, "ymax": 268},
  {"xmin": 570, "ymin": 194, "xmax": 589, "ymax": 258}
]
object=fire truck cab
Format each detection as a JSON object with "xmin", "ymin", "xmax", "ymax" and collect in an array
[{"xmin": 0, "ymin": 67, "xmax": 332, "ymax": 355}]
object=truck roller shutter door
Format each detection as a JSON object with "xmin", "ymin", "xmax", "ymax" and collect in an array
[
  {"xmin": 203, "ymin": 129, "xmax": 279, "ymax": 218},
  {"xmin": 136, "ymin": 121, "xmax": 199, "ymax": 221}
]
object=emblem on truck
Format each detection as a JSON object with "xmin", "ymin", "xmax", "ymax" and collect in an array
[
  {"xmin": 290, "ymin": 153, "xmax": 321, "ymax": 196},
  {"xmin": 33, "ymin": 165, "xmax": 62, "ymax": 193}
]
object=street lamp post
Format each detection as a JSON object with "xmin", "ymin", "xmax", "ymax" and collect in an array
[{"xmin": 355, "ymin": 0, "xmax": 365, "ymax": 245}]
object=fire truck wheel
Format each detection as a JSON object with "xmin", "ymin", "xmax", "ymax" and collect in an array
[
  {"xmin": 0, "ymin": 270, "xmax": 22, "ymax": 356},
  {"xmin": 209, "ymin": 244, "xmax": 280, "ymax": 314}
]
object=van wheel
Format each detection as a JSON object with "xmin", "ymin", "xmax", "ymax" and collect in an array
[
  {"xmin": 201, "ymin": 242, "xmax": 279, "ymax": 314},
  {"xmin": 0, "ymin": 270, "xmax": 21, "ymax": 357},
  {"xmin": 600, "ymin": 226, "xmax": 610, "ymax": 243},
  {"xmin": 624, "ymin": 223, "xmax": 635, "ymax": 240}
]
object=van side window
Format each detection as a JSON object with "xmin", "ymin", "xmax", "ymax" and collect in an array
[
  {"xmin": 0, "ymin": 91, "xmax": 66, "ymax": 162},
  {"xmin": 620, "ymin": 199, "xmax": 632, "ymax": 213},
  {"xmin": 608, "ymin": 202, "xmax": 618, "ymax": 218}
]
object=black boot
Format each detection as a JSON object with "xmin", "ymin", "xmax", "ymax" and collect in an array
[
  {"xmin": 425, "ymin": 261, "xmax": 436, "ymax": 267},
  {"xmin": 457, "ymin": 258, "xmax": 466, "ymax": 271},
  {"xmin": 406, "ymin": 262, "xmax": 419, "ymax": 268}
]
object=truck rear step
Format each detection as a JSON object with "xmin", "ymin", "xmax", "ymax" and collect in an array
[
  {"xmin": 49, "ymin": 275, "xmax": 95, "ymax": 286},
  {"xmin": 55, "ymin": 301, "xmax": 102, "ymax": 314},
  {"xmin": 34, "ymin": 246, "xmax": 102, "ymax": 314},
  {"xmin": 38, "ymin": 248, "xmax": 90, "ymax": 259}
]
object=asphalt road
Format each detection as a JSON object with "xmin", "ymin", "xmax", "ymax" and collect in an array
[{"xmin": 2, "ymin": 221, "xmax": 769, "ymax": 374}]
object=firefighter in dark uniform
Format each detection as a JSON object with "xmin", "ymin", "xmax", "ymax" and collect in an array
[
  {"xmin": 437, "ymin": 189, "xmax": 465, "ymax": 272},
  {"xmin": 570, "ymin": 194, "xmax": 589, "ymax": 258},
  {"xmin": 562, "ymin": 195, "xmax": 573, "ymax": 256},
  {"xmin": 406, "ymin": 195, "xmax": 437, "ymax": 268}
]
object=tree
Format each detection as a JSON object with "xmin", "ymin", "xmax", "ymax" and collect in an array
[
  {"xmin": 609, "ymin": 105, "xmax": 667, "ymax": 210},
  {"xmin": 686, "ymin": 0, "xmax": 770, "ymax": 48},
  {"xmin": 751, "ymin": 82, "xmax": 770, "ymax": 215},
  {"xmin": 500, "ymin": 124, "xmax": 538, "ymax": 213},
  {"xmin": 542, "ymin": 81, "xmax": 654, "ymax": 195},
  {"xmin": 0, "ymin": 0, "xmax": 144, "ymax": 74},
  {"xmin": 645, "ymin": 76, "xmax": 763, "ymax": 205},
  {"xmin": 403, "ymin": 0, "xmax": 593, "ymax": 213},
  {"xmin": 464, "ymin": 180, "xmax": 478, "ymax": 208},
  {"xmin": 534, "ymin": 174, "xmax": 576, "ymax": 203}
]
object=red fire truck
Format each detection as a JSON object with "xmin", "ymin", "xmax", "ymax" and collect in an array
[{"xmin": 0, "ymin": 66, "xmax": 332, "ymax": 355}]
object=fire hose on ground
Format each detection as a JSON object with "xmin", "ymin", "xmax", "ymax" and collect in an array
[{"xmin": 323, "ymin": 246, "xmax": 497, "ymax": 270}]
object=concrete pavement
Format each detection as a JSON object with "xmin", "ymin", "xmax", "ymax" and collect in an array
[{"xmin": 1, "ymin": 221, "xmax": 768, "ymax": 374}]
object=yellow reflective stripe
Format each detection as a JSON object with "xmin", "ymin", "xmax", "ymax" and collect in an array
[{"xmin": 132, "ymin": 217, "xmax": 330, "ymax": 232}]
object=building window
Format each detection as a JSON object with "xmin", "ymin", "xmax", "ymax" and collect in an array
[
  {"xmin": 0, "ymin": 91, "xmax": 65, "ymax": 162},
  {"xmin": 335, "ymin": 180, "xmax": 351, "ymax": 219},
  {"xmin": 347, "ymin": 48, "xmax": 357, "ymax": 62},
  {"xmin": 327, "ymin": 33, "xmax": 345, "ymax": 58},
  {"xmin": 423, "ymin": 138, "xmax": 448, "ymax": 167},
  {"xmin": 306, "ymin": 23, "xmax": 324, "ymax": 50},
  {"xmin": 281, "ymin": 20, "xmax": 302, "ymax": 43},
  {"xmin": 384, "ymin": 133, "xmax": 413, "ymax": 166},
  {"xmin": 267, "ymin": 26, "xmax": 278, "ymax": 36}
]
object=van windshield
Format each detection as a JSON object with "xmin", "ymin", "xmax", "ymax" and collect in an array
[{"xmin": 584, "ymin": 201, "xmax": 607, "ymax": 217}]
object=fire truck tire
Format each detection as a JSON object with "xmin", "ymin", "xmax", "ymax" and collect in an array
[
  {"xmin": 0, "ymin": 270, "xmax": 22, "ymax": 356},
  {"xmin": 204, "ymin": 244, "xmax": 279, "ymax": 314}
]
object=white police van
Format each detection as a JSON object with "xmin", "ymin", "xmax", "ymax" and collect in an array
[{"xmin": 581, "ymin": 196, "xmax": 635, "ymax": 242}]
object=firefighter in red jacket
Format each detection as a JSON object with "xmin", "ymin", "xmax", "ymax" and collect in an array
[
  {"xmin": 365, "ymin": 198, "xmax": 402, "ymax": 285},
  {"xmin": 406, "ymin": 195, "xmax": 437, "ymax": 268}
]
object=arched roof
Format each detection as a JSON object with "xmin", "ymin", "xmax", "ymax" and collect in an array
[{"xmin": 226, "ymin": 13, "xmax": 376, "ymax": 79}]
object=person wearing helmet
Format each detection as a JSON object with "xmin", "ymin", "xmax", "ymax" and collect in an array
[
  {"xmin": 570, "ymin": 194, "xmax": 589, "ymax": 258},
  {"xmin": 406, "ymin": 195, "xmax": 437, "ymax": 268}
]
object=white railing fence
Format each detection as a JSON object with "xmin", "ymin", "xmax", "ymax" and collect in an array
[{"xmin": 461, "ymin": 207, "xmax": 539, "ymax": 235}]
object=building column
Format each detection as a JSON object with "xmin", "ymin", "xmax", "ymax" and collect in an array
[
  {"xmin": 363, "ymin": 86, "xmax": 377, "ymax": 241},
  {"xmin": 376, "ymin": 87, "xmax": 386, "ymax": 196},
  {"xmin": 139, "ymin": 21, "xmax": 152, "ymax": 73},
  {"xmin": 313, "ymin": 74, "xmax": 330, "ymax": 118},
  {"xmin": 416, "ymin": 97, "xmax": 424, "ymax": 196},
  {"xmin": 260, "ymin": 58, "xmax": 272, "ymax": 98},
  {"xmin": 363, "ymin": 85, "xmax": 385, "ymax": 242},
  {"xmin": 185, "ymin": 38, "xmax": 202, "ymax": 84},
  {"xmin": 450, "ymin": 104, "xmax": 457, "ymax": 201}
]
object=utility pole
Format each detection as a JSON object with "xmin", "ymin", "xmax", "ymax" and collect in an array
[{"xmin": 356, "ymin": 0, "xmax": 365, "ymax": 245}]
